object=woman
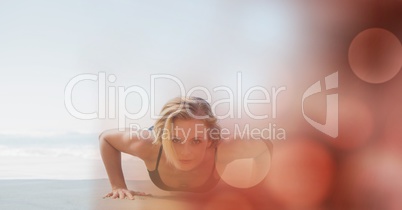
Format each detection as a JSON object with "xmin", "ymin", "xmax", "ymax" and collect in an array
[{"xmin": 99, "ymin": 96, "xmax": 272, "ymax": 199}]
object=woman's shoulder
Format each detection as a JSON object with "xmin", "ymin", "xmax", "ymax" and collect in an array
[
  {"xmin": 102, "ymin": 126, "xmax": 159, "ymax": 160},
  {"xmin": 130, "ymin": 127, "xmax": 161, "ymax": 160}
]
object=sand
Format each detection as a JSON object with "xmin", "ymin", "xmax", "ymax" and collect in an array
[
  {"xmin": 0, "ymin": 179, "xmax": 191, "ymax": 210},
  {"xmin": 0, "ymin": 179, "xmax": 274, "ymax": 210},
  {"xmin": 0, "ymin": 179, "xmax": 188, "ymax": 210}
]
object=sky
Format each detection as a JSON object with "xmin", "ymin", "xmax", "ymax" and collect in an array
[{"xmin": 0, "ymin": 0, "xmax": 303, "ymax": 136}]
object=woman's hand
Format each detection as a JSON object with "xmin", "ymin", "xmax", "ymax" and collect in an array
[
  {"xmin": 99, "ymin": 129, "xmax": 154, "ymax": 200},
  {"xmin": 103, "ymin": 188, "xmax": 152, "ymax": 200}
]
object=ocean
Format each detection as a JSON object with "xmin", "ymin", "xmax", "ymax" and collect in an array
[{"xmin": 0, "ymin": 133, "xmax": 149, "ymax": 180}]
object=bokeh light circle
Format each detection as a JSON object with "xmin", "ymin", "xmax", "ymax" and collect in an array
[
  {"xmin": 264, "ymin": 138, "xmax": 335, "ymax": 208},
  {"xmin": 348, "ymin": 28, "xmax": 402, "ymax": 84},
  {"xmin": 216, "ymin": 140, "xmax": 271, "ymax": 189},
  {"xmin": 334, "ymin": 149, "xmax": 402, "ymax": 210}
]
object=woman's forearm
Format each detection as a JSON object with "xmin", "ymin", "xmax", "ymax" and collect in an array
[{"xmin": 99, "ymin": 135, "xmax": 127, "ymax": 189}]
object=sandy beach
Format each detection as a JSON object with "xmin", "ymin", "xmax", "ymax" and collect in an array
[
  {"xmin": 0, "ymin": 179, "xmax": 276, "ymax": 210},
  {"xmin": 0, "ymin": 179, "xmax": 187, "ymax": 210}
]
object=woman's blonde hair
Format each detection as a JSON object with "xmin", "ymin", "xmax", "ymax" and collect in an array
[{"xmin": 152, "ymin": 96, "xmax": 221, "ymax": 167}]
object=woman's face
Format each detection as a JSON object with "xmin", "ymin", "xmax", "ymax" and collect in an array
[{"xmin": 170, "ymin": 118, "xmax": 212, "ymax": 171}]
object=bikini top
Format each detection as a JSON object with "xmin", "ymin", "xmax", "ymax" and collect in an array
[{"xmin": 146, "ymin": 127, "xmax": 220, "ymax": 192}]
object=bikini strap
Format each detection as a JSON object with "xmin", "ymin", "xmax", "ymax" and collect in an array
[{"xmin": 155, "ymin": 145, "xmax": 163, "ymax": 170}]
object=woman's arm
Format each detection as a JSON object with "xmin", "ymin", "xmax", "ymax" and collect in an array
[{"xmin": 98, "ymin": 128, "xmax": 153, "ymax": 199}]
